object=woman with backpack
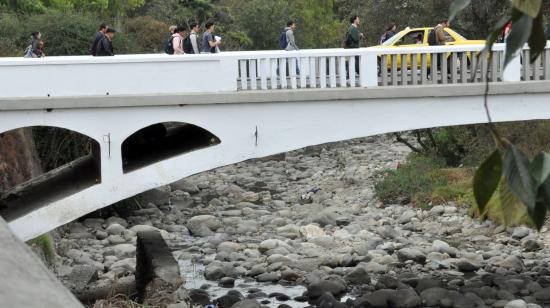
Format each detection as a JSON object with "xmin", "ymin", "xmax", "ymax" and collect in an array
[
  {"xmin": 25, "ymin": 31, "xmax": 44, "ymax": 58},
  {"xmin": 379, "ymin": 23, "xmax": 397, "ymax": 45}
]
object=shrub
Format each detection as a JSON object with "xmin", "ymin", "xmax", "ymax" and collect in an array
[
  {"xmin": 374, "ymin": 155, "xmax": 447, "ymax": 206},
  {"xmin": 122, "ymin": 16, "xmax": 169, "ymax": 54}
]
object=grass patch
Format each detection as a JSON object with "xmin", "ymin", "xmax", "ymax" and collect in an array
[
  {"xmin": 27, "ymin": 233, "xmax": 55, "ymax": 263},
  {"xmin": 375, "ymin": 154, "xmax": 532, "ymax": 226}
]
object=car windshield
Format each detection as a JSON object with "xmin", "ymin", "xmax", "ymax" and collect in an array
[
  {"xmin": 452, "ymin": 31, "xmax": 467, "ymax": 40},
  {"xmin": 382, "ymin": 32, "xmax": 403, "ymax": 46}
]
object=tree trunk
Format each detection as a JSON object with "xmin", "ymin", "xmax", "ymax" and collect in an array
[{"xmin": 0, "ymin": 128, "xmax": 43, "ymax": 193}]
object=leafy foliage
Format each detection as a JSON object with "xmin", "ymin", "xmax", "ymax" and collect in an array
[{"xmin": 449, "ymin": 0, "xmax": 550, "ymax": 229}]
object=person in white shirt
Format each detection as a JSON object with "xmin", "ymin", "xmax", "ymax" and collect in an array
[{"xmin": 188, "ymin": 22, "xmax": 200, "ymax": 54}]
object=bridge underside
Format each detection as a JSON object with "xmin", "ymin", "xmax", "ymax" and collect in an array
[{"xmin": 1, "ymin": 82, "xmax": 549, "ymax": 241}]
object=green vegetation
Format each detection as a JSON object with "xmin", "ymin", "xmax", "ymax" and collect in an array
[
  {"xmin": 375, "ymin": 120, "xmax": 550, "ymax": 227},
  {"xmin": 27, "ymin": 233, "xmax": 56, "ymax": 264},
  {"xmin": 2, "ymin": 0, "xmax": 543, "ymax": 57}
]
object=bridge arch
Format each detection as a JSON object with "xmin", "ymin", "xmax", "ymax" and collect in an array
[
  {"xmin": 121, "ymin": 121, "xmax": 221, "ymax": 173},
  {"xmin": 0, "ymin": 126, "xmax": 102, "ymax": 223}
]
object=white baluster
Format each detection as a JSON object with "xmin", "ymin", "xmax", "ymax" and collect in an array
[
  {"xmin": 329, "ymin": 57, "xmax": 337, "ymax": 87},
  {"xmin": 319, "ymin": 57, "xmax": 327, "ymax": 88},
  {"xmin": 523, "ymin": 50, "xmax": 530, "ymax": 81},
  {"xmin": 491, "ymin": 53, "xmax": 499, "ymax": 82},
  {"xmin": 249, "ymin": 59, "xmax": 257, "ymax": 90},
  {"xmin": 411, "ymin": 54, "xmax": 418, "ymax": 85},
  {"xmin": 450, "ymin": 52, "xmax": 458, "ymax": 83},
  {"xmin": 401, "ymin": 54, "xmax": 407, "ymax": 85},
  {"xmin": 481, "ymin": 54, "xmax": 488, "ymax": 82},
  {"xmin": 544, "ymin": 49, "xmax": 550, "ymax": 80},
  {"xmin": 441, "ymin": 53, "xmax": 448, "ymax": 84},
  {"xmin": 309, "ymin": 57, "xmax": 317, "ymax": 88},
  {"xmin": 381, "ymin": 55, "xmax": 388, "ymax": 86},
  {"xmin": 421, "ymin": 54, "xmax": 428, "ymax": 84},
  {"xmin": 270, "ymin": 59, "xmax": 278, "ymax": 89},
  {"xmin": 290, "ymin": 58, "xmax": 297, "ymax": 89},
  {"xmin": 430, "ymin": 52, "xmax": 438, "ymax": 84},
  {"xmin": 391, "ymin": 55, "xmax": 398, "ymax": 86},
  {"xmin": 470, "ymin": 53, "xmax": 478, "ymax": 82},
  {"xmin": 349, "ymin": 56, "xmax": 356, "ymax": 87},
  {"xmin": 534, "ymin": 54, "xmax": 542, "ymax": 81},
  {"xmin": 300, "ymin": 57, "xmax": 307, "ymax": 88},
  {"xmin": 280, "ymin": 58, "xmax": 287, "ymax": 89},
  {"xmin": 461, "ymin": 52, "xmax": 468, "ymax": 83},
  {"xmin": 339, "ymin": 56, "xmax": 347, "ymax": 87},
  {"xmin": 260, "ymin": 58, "xmax": 268, "ymax": 90},
  {"xmin": 239, "ymin": 60, "xmax": 248, "ymax": 90}
]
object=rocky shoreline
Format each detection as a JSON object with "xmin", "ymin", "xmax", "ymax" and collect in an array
[{"xmin": 47, "ymin": 136, "xmax": 550, "ymax": 307}]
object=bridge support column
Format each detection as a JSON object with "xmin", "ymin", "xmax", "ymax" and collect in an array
[
  {"xmin": 361, "ymin": 51, "xmax": 379, "ymax": 88},
  {"xmin": 503, "ymin": 51, "xmax": 521, "ymax": 82},
  {"xmin": 99, "ymin": 133, "xmax": 123, "ymax": 184}
]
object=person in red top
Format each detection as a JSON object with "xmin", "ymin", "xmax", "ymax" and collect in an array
[{"xmin": 501, "ymin": 22, "xmax": 512, "ymax": 43}]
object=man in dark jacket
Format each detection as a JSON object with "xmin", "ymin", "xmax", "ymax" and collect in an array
[
  {"xmin": 95, "ymin": 28, "xmax": 116, "ymax": 56},
  {"xmin": 345, "ymin": 15, "xmax": 363, "ymax": 79},
  {"xmin": 90, "ymin": 23, "xmax": 108, "ymax": 56},
  {"xmin": 546, "ymin": 23, "xmax": 550, "ymax": 40}
]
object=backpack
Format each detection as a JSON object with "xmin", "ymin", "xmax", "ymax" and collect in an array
[
  {"xmin": 427, "ymin": 28, "xmax": 437, "ymax": 46},
  {"xmin": 279, "ymin": 30, "xmax": 288, "ymax": 49},
  {"xmin": 164, "ymin": 34, "xmax": 175, "ymax": 54},
  {"xmin": 344, "ymin": 27, "xmax": 353, "ymax": 48},
  {"xmin": 23, "ymin": 44, "xmax": 33, "ymax": 58},
  {"xmin": 183, "ymin": 34, "xmax": 194, "ymax": 54},
  {"xmin": 379, "ymin": 32, "xmax": 388, "ymax": 45}
]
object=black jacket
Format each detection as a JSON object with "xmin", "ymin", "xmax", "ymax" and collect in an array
[
  {"xmin": 90, "ymin": 31, "xmax": 105, "ymax": 56},
  {"xmin": 95, "ymin": 36, "xmax": 114, "ymax": 56}
]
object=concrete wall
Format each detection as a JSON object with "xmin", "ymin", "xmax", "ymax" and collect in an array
[
  {"xmin": 1, "ymin": 82, "xmax": 550, "ymax": 240},
  {"xmin": 0, "ymin": 217, "xmax": 83, "ymax": 308}
]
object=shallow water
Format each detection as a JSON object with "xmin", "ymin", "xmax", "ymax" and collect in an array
[{"xmin": 179, "ymin": 259, "xmax": 309, "ymax": 308}]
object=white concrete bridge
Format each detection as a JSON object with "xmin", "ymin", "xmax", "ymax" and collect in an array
[{"xmin": 1, "ymin": 43, "xmax": 550, "ymax": 241}]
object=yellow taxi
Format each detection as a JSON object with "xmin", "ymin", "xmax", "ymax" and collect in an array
[{"xmin": 375, "ymin": 27, "xmax": 485, "ymax": 69}]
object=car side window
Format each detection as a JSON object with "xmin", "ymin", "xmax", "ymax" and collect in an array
[
  {"xmin": 400, "ymin": 31, "xmax": 425, "ymax": 45},
  {"xmin": 444, "ymin": 30, "xmax": 456, "ymax": 42}
]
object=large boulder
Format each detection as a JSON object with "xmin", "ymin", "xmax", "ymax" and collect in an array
[
  {"xmin": 307, "ymin": 280, "xmax": 347, "ymax": 304},
  {"xmin": 186, "ymin": 215, "xmax": 221, "ymax": 237}
]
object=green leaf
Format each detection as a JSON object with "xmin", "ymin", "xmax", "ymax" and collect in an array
[
  {"xmin": 528, "ymin": 11, "xmax": 546, "ymax": 63},
  {"xmin": 530, "ymin": 152, "xmax": 550, "ymax": 186},
  {"xmin": 499, "ymin": 181, "xmax": 525, "ymax": 225},
  {"xmin": 480, "ymin": 15, "xmax": 512, "ymax": 60},
  {"xmin": 512, "ymin": 0, "xmax": 542, "ymax": 18},
  {"xmin": 504, "ymin": 12, "xmax": 533, "ymax": 69},
  {"xmin": 449, "ymin": 0, "xmax": 471, "ymax": 23},
  {"xmin": 536, "ymin": 175, "xmax": 550, "ymax": 211},
  {"xmin": 504, "ymin": 145, "xmax": 537, "ymax": 212},
  {"xmin": 474, "ymin": 150, "xmax": 502, "ymax": 214},
  {"xmin": 532, "ymin": 199, "xmax": 548, "ymax": 231}
]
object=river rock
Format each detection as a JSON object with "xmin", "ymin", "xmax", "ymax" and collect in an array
[
  {"xmin": 397, "ymin": 248, "xmax": 426, "ymax": 264},
  {"xmin": 300, "ymin": 224, "xmax": 326, "ymax": 240},
  {"xmin": 420, "ymin": 287, "xmax": 449, "ymax": 306},
  {"xmin": 512, "ymin": 227, "xmax": 530, "ymax": 240},
  {"xmin": 505, "ymin": 300, "xmax": 528, "ymax": 308},
  {"xmin": 186, "ymin": 215, "xmax": 221, "ymax": 237},
  {"xmin": 398, "ymin": 210, "xmax": 416, "ymax": 224},
  {"xmin": 307, "ymin": 280, "xmax": 347, "ymax": 304},
  {"xmin": 106, "ymin": 223, "xmax": 126, "ymax": 235},
  {"xmin": 230, "ymin": 299, "xmax": 261, "ymax": 308},
  {"xmin": 344, "ymin": 267, "xmax": 371, "ymax": 285},
  {"xmin": 104, "ymin": 244, "xmax": 136, "ymax": 259}
]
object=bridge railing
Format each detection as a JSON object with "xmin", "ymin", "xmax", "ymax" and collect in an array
[
  {"xmin": 235, "ymin": 43, "xmax": 550, "ymax": 91},
  {"xmin": 0, "ymin": 43, "xmax": 549, "ymax": 99}
]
